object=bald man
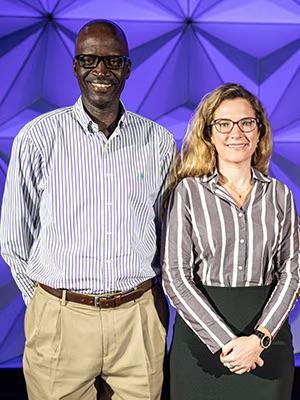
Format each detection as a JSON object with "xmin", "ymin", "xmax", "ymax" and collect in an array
[{"xmin": 0, "ymin": 20, "xmax": 176, "ymax": 400}]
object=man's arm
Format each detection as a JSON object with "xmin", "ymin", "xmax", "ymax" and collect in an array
[
  {"xmin": 154, "ymin": 130, "xmax": 177, "ymax": 225},
  {"xmin": 0, "ymin": 130, "xmax": 42, "ymax": 305}
]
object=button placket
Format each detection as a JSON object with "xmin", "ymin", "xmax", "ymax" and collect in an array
[
  {"xmin": 104, "ymin": 154, "xmax": 114, "ymax": 271},
  {"xmin": 237, "ymin": 209, "xmax": 247, "ymax": 282}
]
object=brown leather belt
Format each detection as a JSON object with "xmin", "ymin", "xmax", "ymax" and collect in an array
[{"xmin": 39, "ymin": 278, "xmax": 156, "ymax": 308}]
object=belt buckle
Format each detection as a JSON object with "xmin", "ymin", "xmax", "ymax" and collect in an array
[
  {"xmin": 94, "ymin": 295, "xmax": 102, "ymax": 307},
  {"xmin": 94, "ymin": 294, "xmax": 117, "ymax": 308}
]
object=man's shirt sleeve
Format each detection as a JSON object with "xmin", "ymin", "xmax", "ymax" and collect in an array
[
  {"xmin": 154, "ymin": 129, "xmax": 177, "ymax": 224},
  {"xmin": 0, "ymin": 130, "xmax": 43, "ymax": 305}
]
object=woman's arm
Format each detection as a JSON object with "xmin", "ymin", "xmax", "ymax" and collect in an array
[
  {"xmin": 161, "ymin": 179, "xmax": 236, "ymax": 354},
  {"xmin": 255, "ymin": 186, "xmax": 299, "ymax": 336},
  {"xmin": 220, "ymin": 185, "xmax": 299, "ymax": 374}
]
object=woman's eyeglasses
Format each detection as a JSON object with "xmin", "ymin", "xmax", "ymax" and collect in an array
[{"xmin": 210, "ymin": 117, "xmax": 259, "ymax": 134}]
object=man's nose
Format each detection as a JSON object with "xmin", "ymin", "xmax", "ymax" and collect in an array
[{"xmin": 92, "ymin": 59, "xmax": 109, "ymax": 75}]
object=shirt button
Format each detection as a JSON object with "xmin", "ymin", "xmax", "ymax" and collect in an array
[
  {"xmin": 240, "ymin": 239, "xmax": 244, "ymax": 244},
  {"xmin": 238, "ymin": 266, "xmax": 243, "ymax": 271},
  {"xmin": 238, "ymin": 212, "xmax": 243, "ymax": 217}
]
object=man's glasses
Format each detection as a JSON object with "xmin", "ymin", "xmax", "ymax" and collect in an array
[
  {"xmin": 210, "ymin": 117, "xmax": 259, "ymax": 134},
  {"xmin": 75, "ymin": 54, "xmax": 130, "ymax": 70}
]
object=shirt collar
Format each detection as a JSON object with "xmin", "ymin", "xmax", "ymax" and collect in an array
[
  {"xmin": 252, "ymin": 168, "xmax": 272, "ymax": 183},
  {"xmin": 74, "ymin": 97, "xmax": 128, "ymax": 136},
  {"xmin": 199, "ymin": 168, "xmax": 271, "ymax": 185}
]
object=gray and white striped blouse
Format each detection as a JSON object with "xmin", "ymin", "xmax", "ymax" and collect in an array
[
  {"xmin": 162, "ymin": 169, "xmax": 300, "ymax": 353},
  {"xmin": 0, "ymin": 97, "xmax": 176, "ymax": 305}
]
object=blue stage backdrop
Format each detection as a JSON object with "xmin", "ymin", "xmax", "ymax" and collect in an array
[{"xmin": 0, "ymin": 0, "xmax": 299, "ymax": 368}]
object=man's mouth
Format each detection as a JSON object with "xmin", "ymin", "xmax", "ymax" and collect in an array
[{"xmin": 89, "ymin": 81, "xmax": 113, "ymax": 91}]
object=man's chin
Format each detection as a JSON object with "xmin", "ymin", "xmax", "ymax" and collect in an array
[
  {"xmin": 94, "ymin": 99, "xmax": 116, "ymax": 110},
  {"xmin": 83, "ymin": 95, "xmax": 119, "ymax": 111}
]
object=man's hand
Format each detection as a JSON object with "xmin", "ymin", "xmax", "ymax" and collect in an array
[{"xmin": 220, "ymin": 335, "xmax": 264, "ymax": 375}]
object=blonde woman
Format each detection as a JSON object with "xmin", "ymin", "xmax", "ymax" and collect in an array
[{"xmin": 162, "ymin": 83, "xmax": 299, "ymax": 400}]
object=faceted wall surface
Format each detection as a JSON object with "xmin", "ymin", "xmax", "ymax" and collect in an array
[{"xmin": 0, "ymin": 0, "xmax": 299, "ymax": 367}]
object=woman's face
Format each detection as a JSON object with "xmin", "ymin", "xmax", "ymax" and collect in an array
[{"xmin": 210, "ymin": 98, "xmax": 259, "ymax": 169}]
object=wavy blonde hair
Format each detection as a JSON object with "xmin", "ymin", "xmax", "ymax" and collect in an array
[{"xmin": 168, "ymin": 83, "xmax": 272, "ymax": 193}]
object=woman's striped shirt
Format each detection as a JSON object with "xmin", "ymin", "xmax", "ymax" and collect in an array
[{"xmin": 162, "ymin": 169, "xmax": 300, "ymax": 353}]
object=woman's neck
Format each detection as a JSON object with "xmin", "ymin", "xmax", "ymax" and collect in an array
[
  {"xmin": 218, "ymin": 162, "xmax": 252, "ymax": 188},
  {"xmin": 218, "ymin": 162, "xmax": 253, "ymax": 208}
]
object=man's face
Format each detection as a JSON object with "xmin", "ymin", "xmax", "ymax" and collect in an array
[{"xmin": 73, "ymin": 26, "xmax": 131, "ymax": 113}]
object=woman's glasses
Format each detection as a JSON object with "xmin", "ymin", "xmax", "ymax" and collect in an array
[{"xmin": 210, "ymin": 117, "xmax": 259, "ymax": 134}]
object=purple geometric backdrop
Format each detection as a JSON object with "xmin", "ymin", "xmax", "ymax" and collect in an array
[{"xmin": 0, "ymin": 0, "xmax": 299, "ymax": 368}]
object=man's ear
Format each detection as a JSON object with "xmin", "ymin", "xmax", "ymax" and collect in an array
[
  {"xmin": 73, "ymin": 59, "xmax": 78, "ymax": 77},
  {"xmin": 125, "ymin": 60, "xmax": 131, "ymax": 80}
]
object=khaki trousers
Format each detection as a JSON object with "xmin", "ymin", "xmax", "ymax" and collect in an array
[{"xmin": 23, "ymin": 284, "xmax": 167, "ymax": 400}]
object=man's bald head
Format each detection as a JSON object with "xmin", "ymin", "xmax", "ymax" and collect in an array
[{"xmin": 75, "ymin": 20, "xmax": 129, "ymax": 56}]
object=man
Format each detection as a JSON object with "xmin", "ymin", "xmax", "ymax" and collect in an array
[{"xmin": 0, "ymin": 20, "xmax": 176, "ymax": 400}]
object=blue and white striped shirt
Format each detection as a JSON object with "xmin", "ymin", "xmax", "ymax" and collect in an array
[{"xmin": 0, "ymin": 97, "xmax": 176, "ymax": 304}]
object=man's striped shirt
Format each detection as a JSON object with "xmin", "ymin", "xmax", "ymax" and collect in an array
[{"xmin": 0, "ymin": 97, "xmax": 176, "ymax": 304}]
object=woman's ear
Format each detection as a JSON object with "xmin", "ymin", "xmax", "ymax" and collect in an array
[{"xmin": 204, "ymin": 124, "xmax": 212, "ymax": 142}]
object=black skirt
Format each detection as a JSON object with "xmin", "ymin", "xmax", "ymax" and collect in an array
[{"xmin": 165, "ymin": 285, "xmax": 294, "ymax": 400}]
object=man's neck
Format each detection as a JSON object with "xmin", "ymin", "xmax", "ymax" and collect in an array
[{"xmin": 83, "ymin": 100, "xmax": 122, "ymax": 138}]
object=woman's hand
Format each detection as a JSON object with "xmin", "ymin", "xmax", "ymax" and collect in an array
[{"xmin": 220, "ymin": 335, "xmax": 264, "ymax": 374}]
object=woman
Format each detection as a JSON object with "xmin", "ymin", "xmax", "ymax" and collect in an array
[{"xmin": 162, "ymin": 83, "xmax": 299, "ymax": 400}]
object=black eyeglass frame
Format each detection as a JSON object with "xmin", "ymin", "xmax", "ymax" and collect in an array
[
  {"xmin": 74, "ymin": 54, "xmax": 131, "ymax": 70},
  {"xmin": 209, "ymin": 117, "xmax": 260, "ymax": 134}
]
